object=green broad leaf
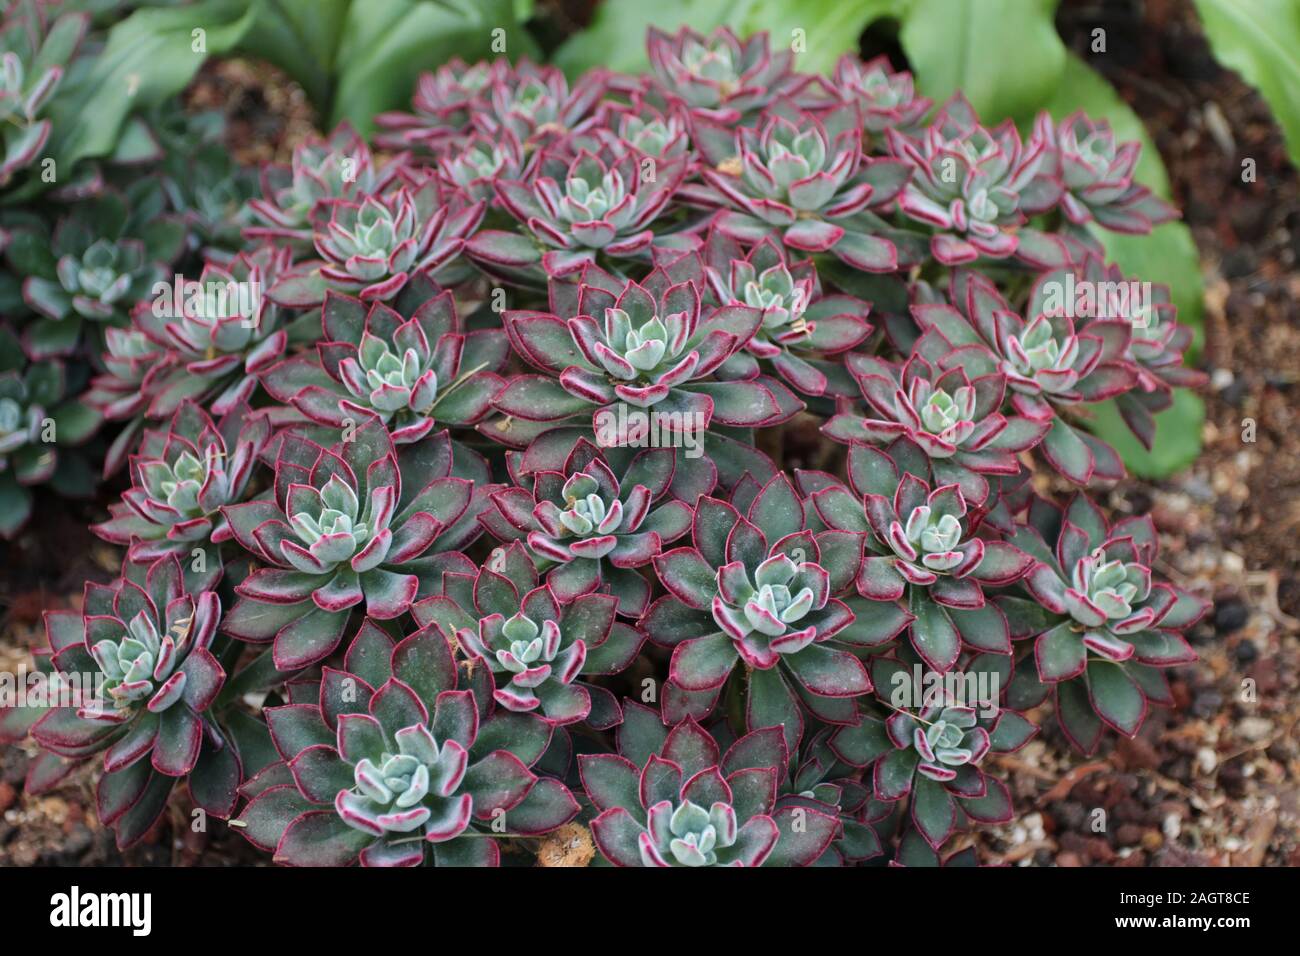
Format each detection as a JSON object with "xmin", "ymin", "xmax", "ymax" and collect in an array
[
  {"xmin": 899, "ymin": 0, "xmax": 1066, "ymax": 124},
  {"xmin": 331, "ymin": 0, "xmax": 537, "ymax": 133},
  {"xmin": 47, "ymin": 0, "xmax": 259, "ymax": 172},
  {"xmin": 1192, "ymin": 0, "xmax": 1300, "ymax": 169},
  {"xmin": 1084, "ymin": 390, "xmax": 1206, "ymax": 480},
  {"xmin": 738, "ymin": 0, "xmax": 906, "ymax": 75},
  {"xmin": 235, "ymin": 0, "xmax": 350, "ymax": 109}
]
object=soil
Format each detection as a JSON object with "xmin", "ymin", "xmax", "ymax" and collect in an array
[{"xmin": 1, "ymin": 1, "xmax": 1296, "ymax": 866}]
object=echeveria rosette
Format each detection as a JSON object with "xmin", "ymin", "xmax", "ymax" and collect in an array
[
  {"xmin": 645, "ymin": 26, "xmax": 807, "ymax": 122},
  {"xmin": 482, "ymin": 146, "xmax": 686, "ymax": 279},
  {"xmin": 151, "ymin": 106, "xmax": 259, "ymax": 256},
  {"xmin": 645, "ymin": 474, "xmax": 912, "ymax": 750},
  {"xmin": 1032, "ymin": 111, "xmax": 1179, "ymax": 234},
  {"xmin": 372, "ymin": 58, "xmax": 499, "ymax": 150},
  {"xmin": 810, "ymin": 450, "xmax": 1033, "ymax": 673},
  {"xmin": 1006, "ymin": 494, "xmax": 1209, "ymax": 751},
  {"xmin": 573, "ymin": 94, "xmax": 692, "ymax": 161},
  {"xmin": 14, "ymin": 189, "xmax": 184, "ymax": 359},
  {"xmin": 234, "ymin": 619, "xmax": 578, "ymax": 866},
  {"xmin": 376, "ymin": 57, "xmax": 606, "ymax": 153},
  {"xmin": 698, "ymin": 100, "xmax": 908, "ymax": 274},
  {"xmin": 582, "ymin": 706, "xmax": 839, "ymax": 866},
  {"xmin": 779, "ymin": 727, "xmax": 885, "ymax": 865},
  {"xmin": 887, "ymin": 94, "xmax": 1047, "ymax": 265},
  {"xmin": 827, "ymin": 679, "xmax": 1038, "ymax": 850},
  {"xmin": 245, "ymin": 124, "xmax": 398, "ymax": 246},
  {"xmin": 26, "ymin": 555, "xmax": 239, "ymax": 848},
  {"xmin": 495, "ymin": 264, "xmax": 800, "ymax": 444},
  {"xmin": 127, "ymin": 246, "xmax": 293, "ymax": 427},
  {"xmin": 0, "ymin": 3, "xmax": 84, "ymax": 188},
  {"xmin": 823, "ymin": 352, "xmax": 1048, "ymax": 506},
  {"xmin": 909, "ymin": 270, "xmax": 1141, "ymax": 484},
  {"xmin": 272, "ymin": 173, "xmax": 484, "ymax": 307},
  {"xmin": 473, "ymin": 58, "xmax": 607, "ymax": 145},
  {"xmin": 0, "ymin": 345, "xmax": 100, "ymax": 538},
  {"xmin": 1065, "ymin": 255, "xmax": 1207, "ymax": 448},
  {"xmin": 221, "ymin": 422, "xmax": 474, "ymax": 670},
  {"xmin": 81, "ymin": 325, "xmax": 169, "ymax": 424},
  {"xmin": 831, "ymin": 54, "xmax": 931, "ymax": 136},
  {"xmin": 410, "ymin": 541, "xmax": 644, "ymax": 726},
  {"xmin": 480, "ymin": 439, "xmax": 693, "ymax": 616},
  {"xmin": 436, "ymin": 128, "xmax": 527, "ymax": 204},
  {"xmin": 91, "ymin": 401, "xmax": 268, "ymax": 590},
  {"xmin": 698, "ymin": 230, "xmax": 872, "ymax": 397},
  {"xmin": 261, "ymin": 287, "xmax": 508, "ymax": 446}
]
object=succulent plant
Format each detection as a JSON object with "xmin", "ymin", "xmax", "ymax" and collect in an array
[
  {"xmin": 269, "ymin": 173, "xmax": 483, "ymax": 306},
  {"xmin": 233, "ymin": 618, "xmax": 578, "ymax": 865},
  {"xmin": 25, "ymin": 555, "xmax": 239, "ymax": 848},
  {"xmin": 246, "ymin": 125, "xmax": 396, "ymax": 246},
  {"xmin": 375, "ymin": 58, "xmax": 606, "ymax": 153},
  {"xmin": 809, "ymin": 447, "xmax": 1032, "ymax": 672},
  {"xmin": 645, "ymin": 474, "xmax": 914, "ymax": 748},
  {"xmin": 221, "ymin": 421, "xmax": 480, "ymax": 669},
  {"xmin": 261, "ymin": 283, "xmax": 508, "ymax": 446},
  {"xmin": 13, "ymin": 25, "xmax": 1215, "ymax": 867},
  {"xmin": 1066, "ymin": 255, "xmax": 1207, "ymax": 446},
  {"xmin": 372, "ymin": 58, "xmax": 499, "ymax": 150},
  {"xmin": 831, "ymin": 55, "xmax": 931, "ymax": 136},
  {"xmin": 1006, "ymin": 494, "xmax": 1209, "ymax": 749},
  {"xmin": 410, "ymin": 540, "xmax": 644, "ymax": 725},
  {"xmin": 494, "ymin": 263, "xmax": 800, "ymax": 442},
  {"xmin": 909, "ymin": 270, "xmax": 1144, "ymax": 484},
  {"xmin": 1034, "ymin": 112, "xmax": 1179, "ymax": 234},
  {"xmin": 823, "ymin": 352, "xmax": 1048, "ymax": 504},
  {"xmin": 781, "ymin": 728, "xmax": 886, "ymax": 864},
  {"xmin": 582, "ymin": 705, "xmax": 839, "ymax": 866},
  {"xmin": 0, "ymin": 1, "xmax": 85, "ymax": 189},
  {"xmin": 645, "ymin": 26, "xmax": 807, "ymax": 121},
  {"xmin": 699, "ymin": 101, "xmax": 908, "ymax": 272},
  {"xmin": 487, "ymin": 145, "xmax": 685, "ymax": 277},
  {"xmin": 0, "ymin": 334, "xmax": 99, "ymax": 537},
  {"xmin": 827, "ymin": 670, "xmax": 1037, "ymax": 849},
  {"xmin": 155, "ymin": 111, "xmax": 259, "ymax": 257},
  {"xmin": 889, "ymin": 95, "xmax": 1048, "ymax": 264},
  {"xmin": 126, "ymin": 246, "xmax": 292, "ymax": 425},
  {"xmin": 437, "ymin": 128, "xmax": 527, "ymax": 204},
  {"xmin": 11, "ymin": 187, "xmax": 184, "ymax": 358},
  {"xmin": 696, "ymin": 230, "xmax": 871, "ymax": 396},
  {"xmin": 91, "ymin": 401, "xmax": 268, "ymax": 589},
  {"xmin": 576, "ymin": 95, "xmax": 692, "ymax": 160},
  {"xmin": 479, "ymin": 439, "xmax": 692, "ymax": 616}
]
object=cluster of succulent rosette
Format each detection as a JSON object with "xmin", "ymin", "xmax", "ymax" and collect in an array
[{"xmin": 1, "ymin": 26, "xmax": 1212, "ymax": 867}]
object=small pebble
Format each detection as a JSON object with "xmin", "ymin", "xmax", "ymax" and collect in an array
[{"xmin": 1214, "ymin": 598, "xmax": 1249, "ymax": 633}]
